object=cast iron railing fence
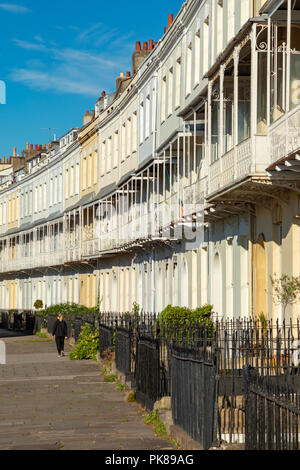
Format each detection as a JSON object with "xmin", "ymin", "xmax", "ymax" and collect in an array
[
  {"xmin": 99, "ymin": 314, "xmax": 300, "ymax": 449},
  {"xmin": 1, "ymin": 310, "xmax": 299, "ymax": 449},
  {"xmin": 171, "ymin": 343, "xmax": 219, "ymax": 450},
  {"xmin": 244, "ymin": 367, "xmax": 300, "ymax": 450},
  {"xmin": 0, "ymin": 309, "xmax": 36, "ymax": 334},
  {"xmin": 115, "ymin": 325, "xmax": 133, "ymax": 377}
]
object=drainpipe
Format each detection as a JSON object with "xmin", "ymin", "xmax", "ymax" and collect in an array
[
  {"xmin": 151, "ymin": 249, "xmax": 156, "ymax": 314},
  {"xmin": 250, "ymin": 212, "xmax": 255, "ymax": 320},
  {"xmin": 207, "ymin": 224, "xmax": 210, "ymax": 308},
  {"xmin": 152, "ymin": 72, "xmax": 158, "ymax": 160}
]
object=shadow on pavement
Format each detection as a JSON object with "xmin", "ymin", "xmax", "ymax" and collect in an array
[{"xmin": 0, "ymin": 329, "xmax": 34, "ymax": 339}]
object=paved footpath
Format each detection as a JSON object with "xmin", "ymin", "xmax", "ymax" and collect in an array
[{"xmin": 0, "ymin": 330, "xmax": 174, "ymax": 451}]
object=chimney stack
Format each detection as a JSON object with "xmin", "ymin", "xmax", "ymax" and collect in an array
[
  {"xmin": 83, "ymin": 110, "xmax": 93, "ymax": 126},
  {"xmin": 168, "ymin": 14, "xmax": 174, "ymax": 28},
  {"xmin": 132, "ymin": 39, "xmax": 151, "ymax": 75}
]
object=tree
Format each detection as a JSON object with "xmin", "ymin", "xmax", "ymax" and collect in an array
[{"xmin": 270, "ymin": 274, "xmax": 300, "ymax": 320}]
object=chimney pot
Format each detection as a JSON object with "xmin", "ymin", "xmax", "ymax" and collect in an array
[
  {"xmin": 43, "ymin": 144, "xmax": 46, "ymax": 150},
  {"xmin": 149, "ymin": 40, "xmax": 154, "ymax": 51},
  {"xmin": 168, "ymin": 14, "xmax": 174, "ymax": 27},
  {"xmin": 26, "ymin": 142, "xmax": 29, "ymax": 151},
  {"xmin": 102, "ymin": 91, "xmax": 106, "ymax": 97},
  {"xmin": 143, "ymin": 41, "xmax": 148, "ymax": 51},
  {"xmin": 85, "ymin": 110, "xmax": 90, "ymax": 115},
  {"xmin": 136, "ymin": 41, "xmax": 141, "ymax": 52},
  {"xmin": 13, "ymin": 147, "xmax": 16, "ymax": 157},
  {"xmin": 126, "ymin": 71, "xmax": 131, "ymax": 77},
  {"xmin": 30, "ymin": 144, "xmax": 33, "ymax": 150}
]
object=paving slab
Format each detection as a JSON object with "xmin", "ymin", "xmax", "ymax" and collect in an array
[{"xmin": 0, "ymin": 334, "xmax": 174, "ymax": 451}]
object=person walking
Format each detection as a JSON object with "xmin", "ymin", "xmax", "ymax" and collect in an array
[{"xmin": 52, "ymin": 314, "xmax": 68, "ymax": 357}]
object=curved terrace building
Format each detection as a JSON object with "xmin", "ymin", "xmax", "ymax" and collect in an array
[{"xmin": 1, "ymin": 0, "xmax": 300, "ymax": 322}]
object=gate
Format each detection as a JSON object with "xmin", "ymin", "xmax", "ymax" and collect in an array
[
  {"xmin": 13, "ymin": 313, "xmax": 23, "ymax": 331},
  {"xmin": 99, "ymin": 324, "xmax": 114, "ymax": 358},
  {"xmin": 171, "ymin": 344, "xmax": 219, "ymax": 450},
  {"xmin": 25, "ymin": 312, "xmax": 36, "ymax": 334},
  {"xmin": 115, "ymin": 327, "xmax": 133, "ymax": 377},
  {"xmin": 135, "ymin": 335, "xmax": 161, "ymax": 410}
]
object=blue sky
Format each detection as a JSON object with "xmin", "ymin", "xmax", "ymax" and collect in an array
[{"xmin": 0, "ymin": 0, "xmax": 183, "ymax": 158}]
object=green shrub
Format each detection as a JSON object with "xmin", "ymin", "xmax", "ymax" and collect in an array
[
  {"xmin": 69, "ymin": 324, "xmax": 99, "ymax": 361},
  {"xmin": 37, "ymin": 303, "xmax": 98, "ymax": 328},
  {"xmin": 157, "ymin": 304, "xmax": 215, "ymax": 343}
]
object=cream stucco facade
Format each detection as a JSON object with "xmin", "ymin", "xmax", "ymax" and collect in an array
[{"xmin": 0, "ymin": 0, "xmax": 299, "ymax": 324}]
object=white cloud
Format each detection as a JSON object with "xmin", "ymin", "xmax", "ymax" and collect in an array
[
  {"xmin": 34, "ymin": 36, "xmax": 44, "ymax": 43},
  {"xmin": 10, "ymin": 24, "xmax": 134, "ymax": 97},
  {"xmin": 13, "ymin": 39, "xmax": 46, "ymax": 51},
  {"xmin": 0, "ymin": 3, "xmax": 30, "ymax": 13},
  {"xmin": 9, "ymin": 68, "xmax": 99, "ymax": 96}
]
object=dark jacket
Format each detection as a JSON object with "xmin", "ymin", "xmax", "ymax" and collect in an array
[{"xmin": 52, "ymin": 320, "xmax": 68, "ymax": 338}]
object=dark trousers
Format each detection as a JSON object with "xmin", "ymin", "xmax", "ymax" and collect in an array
[{"xmin": 55, "ymin": 336, "xmax": 65, "ymax": 355}]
